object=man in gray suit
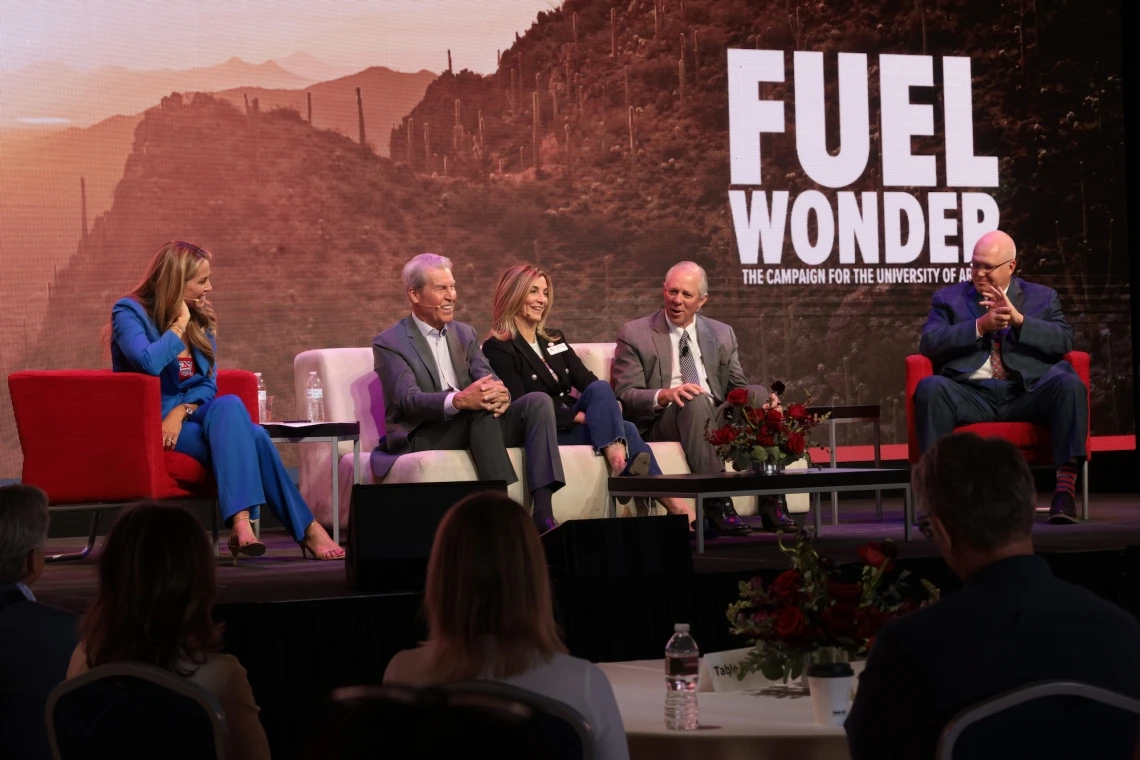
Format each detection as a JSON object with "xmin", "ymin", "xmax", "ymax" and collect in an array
[
  {"xmin": 612, "ymin": 261, "xmax": 794, "ymax": 534},
  {"xmin": 371, "ymin": 254, "xmax": 565, "ymax": 532}
]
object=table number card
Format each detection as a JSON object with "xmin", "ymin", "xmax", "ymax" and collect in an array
[{"xmin": 699, "ymin": 648, "xmax": 769, "ymax": 692}]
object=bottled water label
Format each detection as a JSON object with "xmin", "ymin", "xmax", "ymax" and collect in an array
[
  {"xmin": 309, "ymin": 388, "xmax": 323, "ymax": 399},
  {"xmin": 667, "ymin": 655, "xmax": 699, "ymax": 677}
]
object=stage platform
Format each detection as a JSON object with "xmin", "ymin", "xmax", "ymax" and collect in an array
[{"xmin": 34, "ymin": 495, "xmax": 1140, "ymax": 759}]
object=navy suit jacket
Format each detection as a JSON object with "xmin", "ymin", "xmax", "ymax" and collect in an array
[
  {"xmin": 0, "ymin": 585, "xmax": 78, "ymax": 760},
  {"xmin": 110, "ymin": 297, "xmax": 217, "ymax": 416},
  {"xmin": 919, "ymin": 278, "xmax": 1074, "ymax": 392},
  {"xmin": 845, "ymin": 556, "xmax": 1140, "ymax": 760},
  {"xmin": 482, "ymin": 330, "xmax": 599, "ymax": 430},
  {"xmin": 371, "ymin": 316, "xmax": 497, "ymax": 479}
]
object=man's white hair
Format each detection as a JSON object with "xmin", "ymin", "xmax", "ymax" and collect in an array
[
  {"xmin": 402, "ymin": 253, "xmax": 453, "ymax": 294},
  {"xmin": 664, "ymin": 261, "xmax": 709, "ymax": 297}
]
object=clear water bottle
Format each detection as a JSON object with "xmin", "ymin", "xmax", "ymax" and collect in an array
[
  {"xmin": 305, "ymin": 371, "xmax": 325, "ymax": 422},
  {"xmin": 664, "ymin": 623, "xmax": 699, "ymax": 730},
  {"xmin": 255, "ymin": 372, "xmax": 267, "ymax": 422}
]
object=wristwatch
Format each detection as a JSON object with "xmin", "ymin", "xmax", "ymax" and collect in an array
[{"xmin": 183, "ymin": 404, "xmax": 194, "ymax": 418}]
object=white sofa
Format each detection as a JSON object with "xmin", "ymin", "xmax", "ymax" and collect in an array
[{"xmin": 294, "ymin": 344, "xmax": 807, "ymax": 529}]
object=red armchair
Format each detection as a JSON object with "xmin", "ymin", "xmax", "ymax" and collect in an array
[
  {"xmin": 905, "ymin": 352, "xmax": 1091, "ymax": 519},
  {"xmin": 8, "ymin": 369, "xmax": 259, "ymax": 560}
]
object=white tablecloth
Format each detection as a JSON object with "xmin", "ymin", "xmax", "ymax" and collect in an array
[{"xmin": 598, "ymin": 659, "xmax": 857, "ymax": 760}]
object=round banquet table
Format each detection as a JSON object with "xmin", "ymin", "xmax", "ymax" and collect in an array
[{"xmin": 597, "ymin": 659, "xmax": 863, "ymax": 760}]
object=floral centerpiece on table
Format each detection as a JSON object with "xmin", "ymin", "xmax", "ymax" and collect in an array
[
  {"xmin": 705, "ymin": 381, "xmax": 830, "ymax": 471},
  {"xmin": 726, "ymin": 529, "xmax": 940, "ymax": 683}
]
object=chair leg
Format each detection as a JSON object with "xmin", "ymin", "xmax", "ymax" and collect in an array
[
  {"xmin": 1082, "ymin": 459, "xmax": 1090, "ymax": 521},
  {"xmin": 212, "ymin": 501, "xmax": 220, "ymax": 557},
  {"xmin": 47, "ymin": 511, "xmax": 101, "ymax": 563}
]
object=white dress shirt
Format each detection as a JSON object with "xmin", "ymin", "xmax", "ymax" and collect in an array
[
  {"xmin": 654, "ymin": 319, "xmax": 712, "ymax": 408},
  {"xmin": 969, "ymin": 285, "xmax": 1009, "ymax": 381},
  {"xmin": 412, "ymin": 312, "xmax": 461, "ymax": 417}
]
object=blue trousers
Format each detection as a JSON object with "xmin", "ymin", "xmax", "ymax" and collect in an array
[
  {"xmin": 174, "ymin": 395, "xmax": 315, "ymax": 541},
  {"xmin": 557, "ymin": 380, "xmax": 663, "ymax": 476}
]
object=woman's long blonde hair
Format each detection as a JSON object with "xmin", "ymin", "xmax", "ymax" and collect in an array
[
  {"xmin": 107, "ymin": 241, "xmax": 217, "ymax": 371},
  {"xmin": 424, "ymin": 491, "xmax": 566, "ymax": 681},
  {"xmin": 489, "ymin": 264, "xmax": 554, "ymax": 342}
]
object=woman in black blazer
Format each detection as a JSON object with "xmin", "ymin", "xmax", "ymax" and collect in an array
[{"xmin": 483, "ymin": 265, "xmax": 694, "ymax": 525}]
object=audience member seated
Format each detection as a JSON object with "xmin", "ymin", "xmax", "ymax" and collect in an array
[
  {"xmin": 845, "ymin": 433, "xmax": 1140, "ymax": 759},
  {"xmin": 0, "ymin": 484, "xmax": 77, "ymax": 760},
  {"xmin": 66, "ymin": 504, "xmax": 270, "ymax": 760},
  {"xmin": 914, "ymin": 230, "xmax": 1088, "ymax": 524},
  {"xmin": 383, "ymin": 491, "xmax": 629, "ymax": 760},
  {"xmin": 482, "ymin": 264, "xmax": 695, "ymax": 526},
  {"xmin": 371, "ymin": 254, "xmax": 565, "ymax": 533},
  {"xmin": 611, "ymin": 261, "xmax": 790, "ymax": 535}
]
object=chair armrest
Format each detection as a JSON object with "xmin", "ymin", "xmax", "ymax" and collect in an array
[
  {"xmin": 216, "ymin": 370, "xmax": 259, "ymax": 422},
  {"xmin": 1062, "ymin": 351, "xmax": 1092, "ymax": 460},
  {"xmin": 8, "ymin": 370, "xmax": 167, "ymax": 503},
  {"xmin": 905, "ymin": 355, "xmax": 934, "ymax": 463}
]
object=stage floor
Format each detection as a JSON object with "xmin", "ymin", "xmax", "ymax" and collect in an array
[{"xmin": 34, "ymin": 494, "xmax": 1140, "ymax": 613}]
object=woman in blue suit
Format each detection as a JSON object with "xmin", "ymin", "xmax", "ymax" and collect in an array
[{"xmin": 109, "ymin": 241, "xmax": 343, "ymax": 562}]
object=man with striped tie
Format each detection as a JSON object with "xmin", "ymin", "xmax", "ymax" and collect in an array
[
  {"xmin": 611, "ymin": 261, "xmax": 793, "ymax": 535},
  {"xmin": 914, "ymin": 230, "xmax": 1088, "ymax": 524}
]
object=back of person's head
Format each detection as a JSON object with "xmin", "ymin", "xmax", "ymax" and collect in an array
[
  {"xmin": 0, "ymin": 484, "xmax": 50, "ymax": 587},
  {"xmin": 424, "ymin": 491, "xmax": 565, "ymax": 681},
  {"xmin": 82, "ymin": 503, "xmax": 220, "ymax": 674},
  {"xmin": 912, "ymin": 433, "xmax": 1035, "ymax": 557}
]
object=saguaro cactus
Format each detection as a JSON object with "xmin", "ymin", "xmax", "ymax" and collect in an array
[
  {"xmin": 532, "ymin": 91, "xmax": 541, "ymax": 171},
  {"xmin": 407, "ymin": 116, "xmax": 414, "ymax": 163},
  {"xmin": 610, "ymin": 7, "xmax": 617, "ymax": 58},
  {"xmin": 627, "ymin": 106, "xmax": 637, "ymax": 184},
  {"xmin": 448, "ymin": 49, "xmax": 453, "ymax": 74},
  {"xmin": 356, "ymin": 87, "xmax": 366, "ymax": 146},
  {"xmin": 80, "ymin": 176, "xmax": 88, "ymax": 241}
]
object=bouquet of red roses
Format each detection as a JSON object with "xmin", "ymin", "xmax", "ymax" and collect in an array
[
  {"xmin": 726, "ymin": 529, "xmax": 939, "ymax": 683},
  {"xmin": 705, "ymin": 381, "xmax": 829, "ymax": 471}
]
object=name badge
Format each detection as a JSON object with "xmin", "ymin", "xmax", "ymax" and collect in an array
[
  {"xmin": 546, "ymin": 342, "xmax": 569, "ymax": 355},
  {"xmin": 698, "ymin": 647, "xmax": 769, "ymax": 692}
]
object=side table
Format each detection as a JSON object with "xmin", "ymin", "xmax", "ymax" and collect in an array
[
  {"xmin": 261, "ymin": 421, "xmax": 361, "ymax": 544},
  {"xmin": 808, "ymin": 405, "xmax": 882, "ymax": 524}
]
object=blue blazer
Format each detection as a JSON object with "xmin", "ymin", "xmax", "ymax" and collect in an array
[
  {"xmin": 110, "ymin": 297, "xmax": 217, "ymax": 417},
  {"xmin": 918, "ymin": 278, "xmax": 1074, "ymax": 392}
]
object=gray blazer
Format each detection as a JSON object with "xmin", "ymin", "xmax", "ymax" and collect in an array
[
  {"xmin": 612, "ymin": 310, "xmax": 751, "ymax": 424},
  {"xmin": 370, "ymin": 316, "xmax": 496, "ymax": 479}
]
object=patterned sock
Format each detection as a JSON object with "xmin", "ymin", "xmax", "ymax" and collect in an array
[{"xmin": 1055, "ymin": 464, "xmax": 1078, "ymax": 498}]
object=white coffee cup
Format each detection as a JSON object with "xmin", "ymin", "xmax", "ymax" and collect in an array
[{"xmin": 807, "ymin": 662, "xmax": 855, "ymax": 726}]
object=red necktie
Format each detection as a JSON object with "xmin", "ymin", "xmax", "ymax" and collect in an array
[{"xmin": 990, "ymin": 337, "xmax": 1009, "ymax": 380}]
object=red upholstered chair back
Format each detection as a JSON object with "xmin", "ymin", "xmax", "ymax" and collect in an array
[
  {"xmin": 8, "ymin": 369, "xmax": 258, "ymax": 505},
  {"xmin": 905, "ymin": 352, "xmax": 1091, "ymax": 465}
]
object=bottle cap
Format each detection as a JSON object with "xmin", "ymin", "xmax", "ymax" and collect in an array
[{"xmin": 674, "ymin": 623, "xmax": 690, "ymax": 632}]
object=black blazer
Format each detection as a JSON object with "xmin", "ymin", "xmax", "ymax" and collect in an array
[
  {"xmin": 482, "ymin": 330, "xmax": 598, "ymax": 430},
  {"xmin": 845, "ymin": 556, "xmax": 1140, "ymax": 760},
  {"xmin": 0, "ymin": 585, "xmax": 78, "ymax": 760}
]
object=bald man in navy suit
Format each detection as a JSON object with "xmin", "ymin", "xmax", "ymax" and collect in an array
[{"xmin": 914, "ymin": 230, "xmax": 1087, "ymax": 524}]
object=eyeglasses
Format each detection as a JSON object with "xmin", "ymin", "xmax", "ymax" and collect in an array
[
  {"xmin": 916, "ymin": 513, "xmax": 933, "ymax": 540},
  {"xmin": 968, "ymin": 258, "xmax": 1015, "ymax": 274}
]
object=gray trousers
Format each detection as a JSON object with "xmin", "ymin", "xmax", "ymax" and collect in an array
[
  {"xmin": 407, "ymin": 391, "xmax": 564, "ymax": 493},
  {"xmin": 645, "ymin": 385, "xmax": 768, "ymax": 475}
]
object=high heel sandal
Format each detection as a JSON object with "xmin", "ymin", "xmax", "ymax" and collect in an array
[
  {"xmin": 227, "ymin": 515, "xmax": 266, "ymax": 566},
  {"xmin": 298, "ymin": 521, "xmax": 346, "ymax": 561}
]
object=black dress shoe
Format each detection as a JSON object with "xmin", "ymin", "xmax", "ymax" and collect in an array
[
  {"xmin": 1047, "ymin": 491, "xmax": 1078, "ymax": 525},
  {"xmin": 705, "ymin": 499, "xmax": 751, "ymax": 536},
  {"xmin": 759, "ymin": 495, "xmax": 798, "ymax": 532},
  {"xmin": 534, "ymin": 515, "xmax": 560, "ymax": 534},
  {"xmin": 690, "ymin": 519, "xmax": 721, "ymax": 540}
]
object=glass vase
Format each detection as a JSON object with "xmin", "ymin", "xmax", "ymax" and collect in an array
[
  {"xmin": 750, "ymin": 458, "xmax": 783, "ymax": 475},
  {"xmin": 799, "ymin": 646, "xmax": 849, "ymax": 693}
]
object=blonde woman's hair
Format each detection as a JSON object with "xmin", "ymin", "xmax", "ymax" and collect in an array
[
  {"xmin": 489, "ymin": 264, "xmax": 554, "ymax": 342},
  {"xmin": 424, "ymin": 491, "xmax": 567, "ymax": 681},
  {"xmin": 105, "ymin": 241, "xmax": 217, "ymax": 370}
]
